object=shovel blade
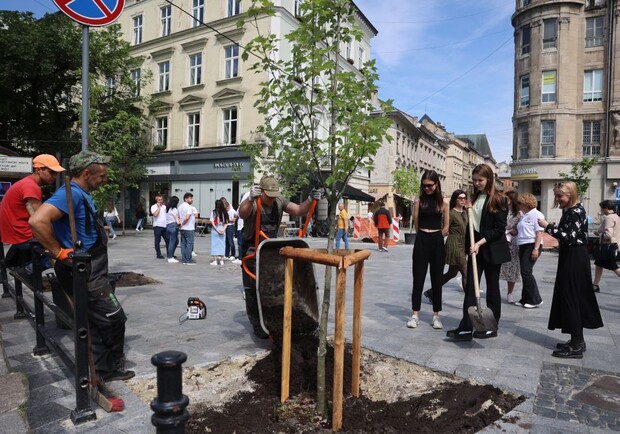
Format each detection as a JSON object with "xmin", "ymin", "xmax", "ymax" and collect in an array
[{"xmin": 467, "ymin": 301, "xmax": 497, "ymax": 332}]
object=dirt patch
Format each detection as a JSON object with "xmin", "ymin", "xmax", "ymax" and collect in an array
[
  {"xmin": 129, "ymin": 336, "xmax": 524, "ymax": 433},
  {"xmin": 110, "ymin": 271, "xmax": 161, "ymax": 287}
]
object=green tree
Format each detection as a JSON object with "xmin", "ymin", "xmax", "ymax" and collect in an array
[
  {"xmin": 558, "ymin": 157, "xmax": 598, "ymax": 200},
  {"xmin": 0, "ymin": 11, "xmax": 82, "ymax": 155},
  {"xmin": 391, "ymin": 167, "xmax": 420, "ymax": 233},
  {"xmin": 240, "ymin": 0, "xmax": 393, "ymax": 415}
]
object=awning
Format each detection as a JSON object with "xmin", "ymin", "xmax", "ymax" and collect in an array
[{"xmin": 336, "ymin": 181, "xmax": 376, "ymax": 202}]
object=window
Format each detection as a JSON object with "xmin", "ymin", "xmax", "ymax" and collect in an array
[
  {"xmin": 187, "ymin": 112, "xmax": 200, "ymax": 148},
  {"xmin": 228, "ymin": 0, "xmax": 241, "ymax": 17},
  {"xmin": 522, "ymin": 0, "xmax": 531, "ymax": 5},
  {"xmin": 586, "ymin": 16, "xmax": 604, "ymax": 47},
  {"xmin": 161, "ymin": 5, "xmax": 171, "ymax": 37},
  {"xmin": 225, "ymin": 45, "xmax": 239, "ymax": 79},
  {"xmin": 189, "ymin": 53, "xmax": 202, "ymax": 86},
  {"xmin": 105, "ymin": 76, "xmax": 115, "ymax": 95},
  {"xmin": 358, "ymin": 47, "xmax": 365, "ymax": 68},
  {"xmin": 541, "ymin": 121, "xmax": 555, "ymax": 157},
  {"xmin": 158, "ymin": 61, "xmax": 170, "ymax": 92},
  {"xmin": 132, "ymin": 15, "xmax": 143, "ymax": 45},
  {"xmin": 345, "ymin": 40, "xmax": 352, "ymax": 60},
  {"xmin": 542, "ymin": 70, "xmax": 556, "ymax": 103},
  {"xmin": 192, "ymin": 0, "xmax": 204, "ymax": 27},
  {"xmin": 584, "ymin": 69, "xmax": 603, "ymax": 102},
  {"xmin": 294, "ymin": 0, "xmax": 302, "ymax": 17},
  {"xmin": 131, "ymin": 68, "xmax": 141, "ymax": 96},
  {"xmin": 520, "ymin": 74, "xmax": 530, "ymax": 107},
  {"xmin": 156, "ymin": 117, "xmax": 168, "ymax": 148},
  {"xmin": 223, "ymin": 107, "xmax": 238, "ymax": 145},
  {"xmin": 543, "ymin": 19, "xmax": 557, "ymax": 49},
  {"xmin": 583, "ymin": 121, "xmax": 601, "ymax": 156},
  {"xmin": 521, "ymin": 25, "xmax": 531, "ymax": 55},
  {"xmin": 519, "ymin": 123, "xmax": 529, "ymax": 159}
]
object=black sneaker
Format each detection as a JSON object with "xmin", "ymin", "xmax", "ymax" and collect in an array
[
  {"xmin": 156, "ymin": 255, "xmax": 165, "ymax": 259},
  {"xmin": 473, "ymin": 330, "xmax": 498, "ymax": 339},
  {"xmin": 446, "ymin": 329, "xmax": 472, "ymax": 341},
  {"xmin": 102, "ymin": 369, "xmax": 136, "ymax": 382}
]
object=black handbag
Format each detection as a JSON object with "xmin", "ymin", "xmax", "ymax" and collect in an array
[{"xmin": 593, "ymin": 242, "xmax": 619, "ymax": 261}]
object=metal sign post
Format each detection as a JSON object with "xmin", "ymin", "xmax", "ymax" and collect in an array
[{"xmin": 52, "ymin": 0, "xmax": 126, "ymax": 152}]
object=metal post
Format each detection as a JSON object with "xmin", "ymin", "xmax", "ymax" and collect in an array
[
  {"xmin": 151, "ymin": 351, "xmax": 190, "ymax": 433},
  {"xmin": 0, "ymin": 242, "xmax": 10, "ymax": 299},
  {"xmin": 70, "ymin": 251, "xmax": 96, "ymax": 424},
  {"xmin": 31, "ymin": 243, "xmax": 49, "ymax": 355},
  {"xmin": 13, "ymin": 273, "xmax": 26, "ymax": 320},
  {"xmin": 82, "ymin": 26, "xmax": 89, "ymax": 151}
]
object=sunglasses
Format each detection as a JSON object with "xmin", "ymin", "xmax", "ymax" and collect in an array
[
  {"xmin": 422, "ymin": 183, "xmax": 436, "ymax": 189},
  {"xmin": 457, "ymin": 196, "xmax": 466, "ymax": 200}
]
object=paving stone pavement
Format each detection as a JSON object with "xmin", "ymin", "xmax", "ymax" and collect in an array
[{"xmin": 1, "ymin": 230, "xmax": 619, "ymax": 433}]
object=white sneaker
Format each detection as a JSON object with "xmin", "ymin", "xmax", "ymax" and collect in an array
[
  {"xmin": 192, "ymin": 251, "xmax": 198, "ymax": 257},
  {"xmin": 112, "ymin": 234, "xmax": 117, "ymax": 239},
  {"xmin": 210, "ymin": 261, "xmax": 218, "ymax": 266},
  {"xmin": 431, "ymin": 316, "xmax": 443, "ymax": 330},
  {"xmin": 232, "ymin": 259, "xmax": 242, "ymax": 265},
  {"xmin": 507, "ymin": 293, "xmax": 514, "ymax": 304},
  {"xmin": 228, "ymin": 256, "xmax": 236, "ymax": 261},
  {"xmin": 406, "ymin": 315, "xmax": 419, "ymax": 328},
  {"xmin": 135, "ymin": 228, "xmax": 139, "ymax": 231},
  {"xmin": 167, "ymin": 258, "xmax": 179, "ymax": 263}
]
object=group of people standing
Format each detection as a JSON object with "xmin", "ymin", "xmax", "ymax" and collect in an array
[{"xmin": 407, "ymin": 164, "xmax": 604, "ymax": 359}]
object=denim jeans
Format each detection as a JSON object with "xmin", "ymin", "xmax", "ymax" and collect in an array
[
  {"xmin": 153, "ymin": 226, "xmax": 168, "ymax": 258},
  {"xmin": 180, "ymin": 230, "xmax": 195, "ymax": 263},
  {"xmin": 166, "ymin": 223, "xmax": 179, "ymax": 259},
  {"xmin": 105, "ymin": 216, "xmax": 117, "ymax": 237},
  {"xmin": 335, "ymin": 228, "xmax": 350, "ymax": 249},
  {"xmin": 225, "ymin": 224, "xmax": 236, "ymax": 257}
]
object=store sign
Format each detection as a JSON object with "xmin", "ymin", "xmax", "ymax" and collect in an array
[
  {"xmin": 511, "ymin": 167, "xmax": 539, "ymax": 179},
  {"xmin": 213, "ymin": 162, "xmax": 244, "ymax": 169},
  {"xmin": 0, "ymin": 156, "xmax": 32, "ymax": 173}
]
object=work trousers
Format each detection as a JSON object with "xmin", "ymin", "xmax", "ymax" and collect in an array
[{"xmin": 411, "ymin": 231, "xmax": 445, "ymax": 312}]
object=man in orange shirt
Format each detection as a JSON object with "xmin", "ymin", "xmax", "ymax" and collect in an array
[
  {"xmin": 373, "ymin": 201, "xmax": 393, "ymax": 252},
  {"xmin": 335, "ymin": 203, "xmax": 350, "ymax": 249},
  {"xmin": 0, "ymin": 154, "xmax": 65, "ymax": 267}
]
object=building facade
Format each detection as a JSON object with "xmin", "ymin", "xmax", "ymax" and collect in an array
[
  {"xmin": 512, "ymin": 0, "xmax": 620, "ymax": 223},
  {"xmin": 118, "ymin": 0, "xmax": 377, "ymax": 217}
]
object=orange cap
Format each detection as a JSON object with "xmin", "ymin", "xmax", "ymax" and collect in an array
[{"xmin": 33, "ymin": 154, "xmax": 65, "ymax": 172}]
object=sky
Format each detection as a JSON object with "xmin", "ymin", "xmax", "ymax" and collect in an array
[{"xmin": 1, "ymin": 0, "xmax": 516, "ymax": 163}]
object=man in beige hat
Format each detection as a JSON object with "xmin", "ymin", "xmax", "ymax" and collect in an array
[
  {"xmin": 0, "ymin": 154, "xmax": 65, "ymax": 267},
  {"xmin": 237, "ymin": 176, "xmax": 321, "ymax": 338}
]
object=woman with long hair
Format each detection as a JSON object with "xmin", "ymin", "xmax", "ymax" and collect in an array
[
  {"xmin": 538, "ymin": 182, "xmax": 603, "ymax": 358},
  {"xmin": 165, "ymin": 196, "xmax": 180, "ymax": 263},
  {"xmin": 407, "ymin": 170, "xmax": 449, "ymax": 330},
  {"xmin": 424, "ymin": 189, "xmax": 468, "ymax": 302},
  {"xmin": 447, "ymin": 164, "xmax": 510, "ymax": 341},
  {"xmin": 499, "ymin": 190, "xmax": 521, "ymax": 303},
  {"xmin": 210, "ymin": 199, "xmax": 229, "ymax": 265}
]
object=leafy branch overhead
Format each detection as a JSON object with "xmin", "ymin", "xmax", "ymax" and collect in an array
[{"xmin": 558, "ymin": 157, "xmax": 597, "ymax": 200}]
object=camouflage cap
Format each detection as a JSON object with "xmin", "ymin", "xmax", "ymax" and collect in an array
[{"xmin": 69, "ymin": 151, "xmax": 111, "ymax": 174}]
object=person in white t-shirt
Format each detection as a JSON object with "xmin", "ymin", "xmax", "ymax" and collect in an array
[
  {"xmin": 178, "ymin": 192, "xmax": 198, "ymax": 265},
  {"xmin": 515, "ymin": 193, "xmax": 545, "ymax": 308},
  {"xmin": 221, "ymin": 197, "xmax": 237, "ymax": 260},
  {"xmin": 150, "ymin": 194, "xmax": 168, "ymax": 259}
]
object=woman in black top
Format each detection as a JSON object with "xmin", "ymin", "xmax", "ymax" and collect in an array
[
  {"xmin": 538, "ymin": 181, "xmax": 603, "ymax": 358},
  {"xmin": 447, "ymin": 164, "xmax": 510, "ymax": 341},
  {"xmin": 407, "ymin": 170, "xmax": 449, "ymax": 330}
]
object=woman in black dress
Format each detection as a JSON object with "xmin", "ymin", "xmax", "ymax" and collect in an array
[{"xmin": 538, "ymin": 181, "xmax": 603, "ymax": 358}]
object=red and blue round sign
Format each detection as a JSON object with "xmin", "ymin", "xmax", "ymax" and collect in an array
[{"xmin": 53, "ymin": 0, "xmax": 125, "ymax": 27}]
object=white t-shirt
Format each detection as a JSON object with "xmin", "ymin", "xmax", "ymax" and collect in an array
[
  {"xmin": 165, "ymin": 208, "xmax": 179, "ymax": 225},
  {"xmin": 227, "ymin": 206, "xmax": 236, "ymax": 226},
  {"xmin": 237, "ymin": 192, "xmax": 250, "ymax": 231},
  {"xmin": 151, "ymin": 203, "xmax": 167, "ymax": 228},
  {"xmin": 178, "ymin": 202, "xmax": 196, "ymax": 230},
  {"xmin": 517, "ymin": 208, "xmax": 544, "ymax": 245}
]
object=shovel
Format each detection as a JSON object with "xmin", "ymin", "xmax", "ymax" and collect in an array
[{"xmin": 466, "ymin": 207, "xmax": 498, "ymax": 332}]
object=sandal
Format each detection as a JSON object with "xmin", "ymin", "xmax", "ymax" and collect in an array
[{"xmin": 593, "ymin": 284, "xmax": 600, "ymax": 293}]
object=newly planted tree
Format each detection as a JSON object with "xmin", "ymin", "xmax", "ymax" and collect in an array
[
  {"xmin": 391, "ymin": 167, "xmax": 420, "ymax": 233},
  {"xmin": 239, "ymin": 0, "xmax": 392, "ymax": 415}
]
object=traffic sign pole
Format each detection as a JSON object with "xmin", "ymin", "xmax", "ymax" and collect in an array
[{"xmin": 82, "ymin": 26, "xmax": 89, "ymax": 152}]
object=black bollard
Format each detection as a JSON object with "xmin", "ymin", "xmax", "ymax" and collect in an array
[{"xmin": 151, "ymin": 351, "xmax": 190, "ymax": 434}]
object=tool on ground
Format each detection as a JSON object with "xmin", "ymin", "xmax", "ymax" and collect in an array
[
  {"xmin": 178, "ymin": 297, "xmax": 207, "ymax": 324},
  {"xmin": 466, "ymin": 207, "xmax": 498, "ymax": 332},
  {"xmin": 64, "ymin": 176, "xmax": 124, "ymax": 412}
]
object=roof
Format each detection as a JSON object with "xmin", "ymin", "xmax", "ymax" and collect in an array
[{"xmin": 457, "ymin": 134, "xmax": 495, "ymax": 162}]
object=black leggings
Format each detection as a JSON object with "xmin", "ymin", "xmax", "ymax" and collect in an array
[{"xmin": 411, "ymin": 231, "xmax": 445, "ymax": 312}]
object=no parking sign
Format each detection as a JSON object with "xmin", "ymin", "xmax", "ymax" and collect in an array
[{"xmin": 53, "ymin": 0, "xmax": 125, "ymax": 27}]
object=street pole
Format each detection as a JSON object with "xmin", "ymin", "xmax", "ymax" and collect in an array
[{"xmin": 82, "ymin": 26, "xmax": 89, "ymax": 151}]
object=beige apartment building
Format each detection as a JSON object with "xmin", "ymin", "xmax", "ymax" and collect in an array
[
  {"xmin": 512, "ymin": 0, "xmax": 620, "ymax": 223},
  {"xmin": 117, "ymin": 0, "xmax": 377, "ymax": 216}
]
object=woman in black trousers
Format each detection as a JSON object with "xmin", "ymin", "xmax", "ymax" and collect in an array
[
  {"xmin": 447, "ymin": 164, "xmax": 510, "ymax": 341},
  {"xmin": 407, "ymin": 170, "xmax": 449, "ymax": 330}
]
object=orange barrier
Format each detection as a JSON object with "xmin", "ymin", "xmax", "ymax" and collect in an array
[
  {"xmin": 353, "ymin": 216, "xmax": 361, "ymax": 239},
  {"xmin": 392, "ymin": 217, "xmax": 401, "ymax": 243}
]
